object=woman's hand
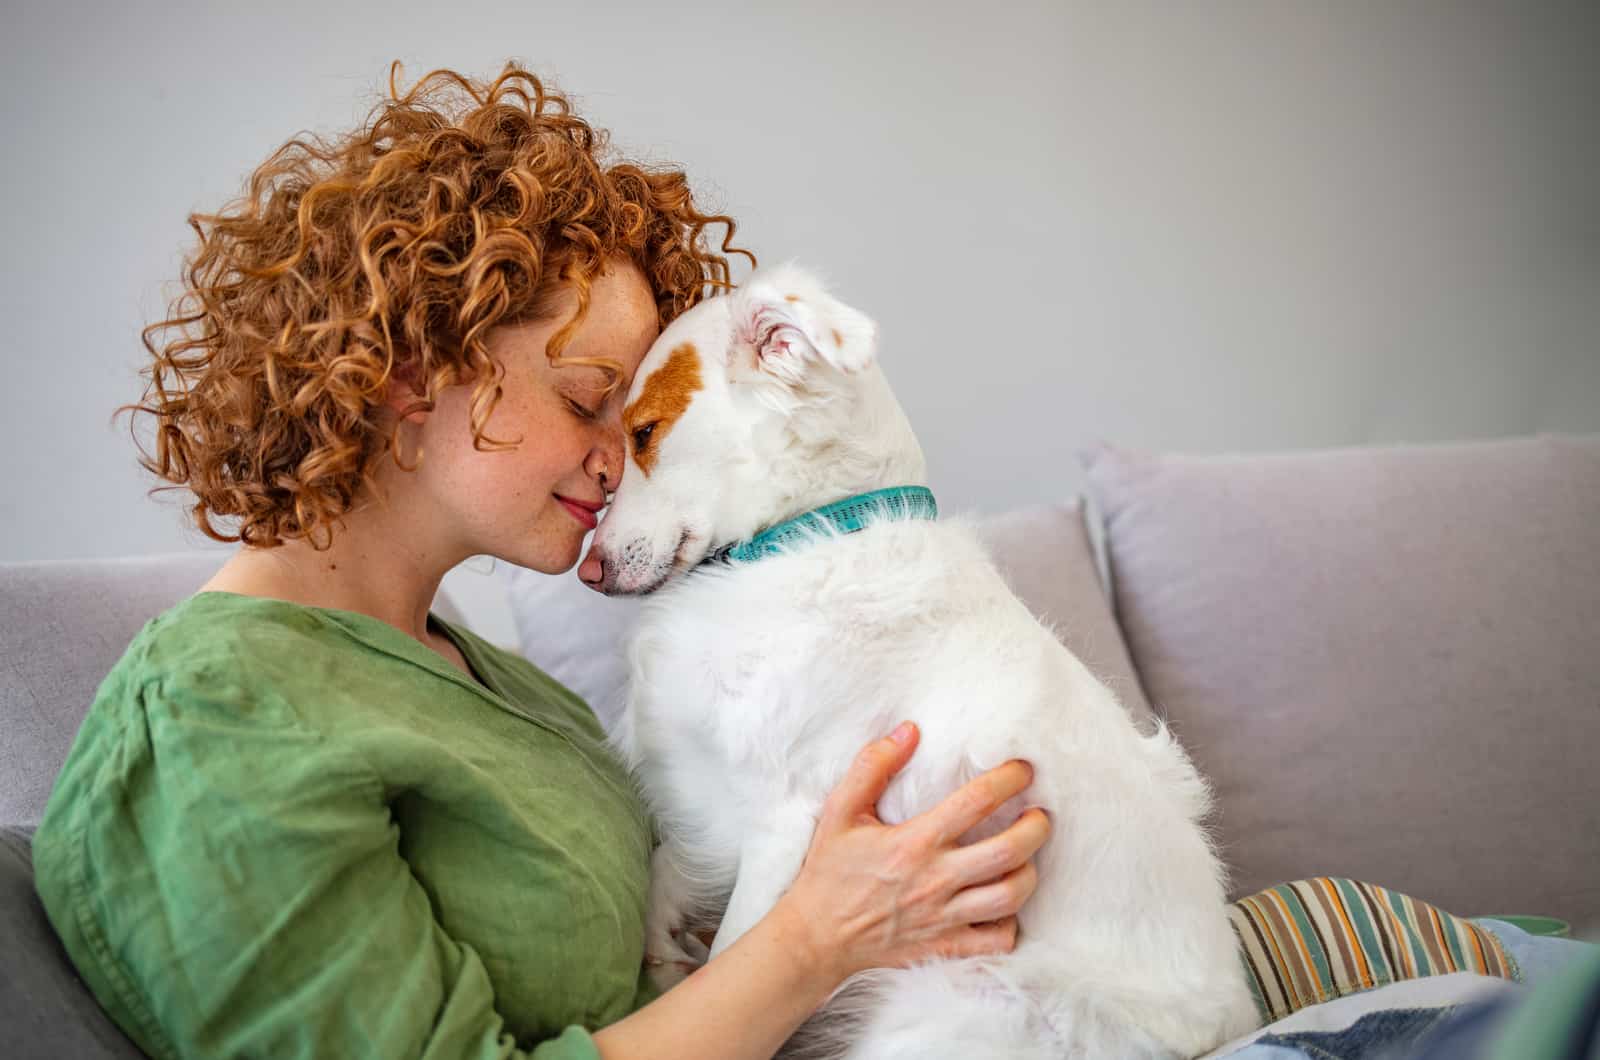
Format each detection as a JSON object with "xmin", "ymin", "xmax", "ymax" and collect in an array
[
  {"xmin": 774, "ymin": 721, "xmax": 1052, "ymax": 986},
  {"xmin": 597, "ymin": 724, "xmax": 1047, "ymax": 1060}
]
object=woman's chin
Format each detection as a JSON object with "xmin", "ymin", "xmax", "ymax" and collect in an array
[{"xmin": 489, "ymin": 527, "xmax": 588, "ymax": 576}]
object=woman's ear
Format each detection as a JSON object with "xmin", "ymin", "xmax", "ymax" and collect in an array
[
  {"xmin": 382, "ymin": 358, "xmax": 432, "ymax": 423},
  {"xmin": 734, "ymin": 263, "xmax": 877, "ymax": 386}
]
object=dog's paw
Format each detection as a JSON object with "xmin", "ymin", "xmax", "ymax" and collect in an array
[
  {"xmin": 644, "ymin": 844, "xmax": 714, "ymax": 990},
  {"xmin": 679, "ymin": 929, "xmax": 711, "ymax": 963},
  {"xmin": 645, "ymin": 889, "xmax": 708, "ymax": 990},
  {"xmin": 644, "ymin": 925, "xmax": 707, "ymax": 992}
]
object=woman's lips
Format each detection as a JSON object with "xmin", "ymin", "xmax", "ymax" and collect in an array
[{"xmin": 555, "ymin": 495, "xmax": 599, "ymax": 530}]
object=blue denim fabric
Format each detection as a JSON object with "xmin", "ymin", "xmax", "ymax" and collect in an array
[
  {"xmin": 1252, "ymin": 1005, "xmax": 1481, "ymax": 1059},
  {"xmin": 1394, "ymin": 997, "xmax": 1517, "ymax": 1060}
]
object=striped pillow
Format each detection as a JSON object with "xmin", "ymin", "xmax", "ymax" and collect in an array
[{"xmin": 1229, "ymin": 878, "xmax": 1519, "ymax": 1024}]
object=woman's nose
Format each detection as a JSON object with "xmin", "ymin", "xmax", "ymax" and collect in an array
[{"xmin": 585, "ymin": 437, "xmax": 624, "ymax": 491}]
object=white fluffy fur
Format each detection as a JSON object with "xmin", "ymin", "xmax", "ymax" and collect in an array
[{"xmin": 588, "ymin": 264, "xmax": 1259, "ymax": 1058}]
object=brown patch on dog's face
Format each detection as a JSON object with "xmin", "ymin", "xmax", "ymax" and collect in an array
[
  {"xmin": 831, "ymin": 328, "xmax": 843, "ymax": 346},
  {"xmin": 784, "ymin": 293, "xmax": 800, "ymax": 303},
  {"xmin": 624, "ymin": 341, "xmax": 702, "ymax": 476}
]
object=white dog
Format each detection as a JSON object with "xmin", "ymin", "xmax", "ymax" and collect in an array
[{"xmin": 580, "ymin": 264, "xmax": 1258, "ymax": 1058}]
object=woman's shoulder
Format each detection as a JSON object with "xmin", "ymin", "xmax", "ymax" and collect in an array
[
  {"xmin": 117, "ymin": 591, "xmax": 370, "ymax": 688},
  {"xmin": 104, "ymin": 591, "xmax": 610, "ymax": 751},
  {"xmin": 71, "ymin": 595, "xmax": 341, "ymax": 748},
  {"xmin": 35, "ymin": 594, "xmax": 387, "ymax": 880}
]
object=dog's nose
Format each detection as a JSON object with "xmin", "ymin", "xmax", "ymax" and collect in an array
[{"xmin": 578, "ymin": 541, "xmax": 606, "ymax": 591}]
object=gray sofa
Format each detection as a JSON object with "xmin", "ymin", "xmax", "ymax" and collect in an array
[{"xmin": 4, "ymin": 434, "xmax": 1597, "ymax": 1057}]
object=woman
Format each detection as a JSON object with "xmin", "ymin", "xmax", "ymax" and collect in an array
[{"xmin": 32, "ymin": 65, "xmax": 1051, "ymax": 1059}]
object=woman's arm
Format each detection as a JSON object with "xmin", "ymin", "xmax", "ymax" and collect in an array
[
  {"xmin": 591, "ymin": 898, "xmax": 836, "ymax": 1060},
  {"xmin": 593, "ymin": 722, "xmax": 1051, "ymax": 1060}
]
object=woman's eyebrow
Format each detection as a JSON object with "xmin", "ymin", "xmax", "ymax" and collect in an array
[{"xmin": 555, "ymin": 364, "xmax": 611, "ymax": 393}]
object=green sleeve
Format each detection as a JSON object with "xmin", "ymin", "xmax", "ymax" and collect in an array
[{"xmin": 32, "ymin": 674, "xmax": 600, "ymax": 1060}]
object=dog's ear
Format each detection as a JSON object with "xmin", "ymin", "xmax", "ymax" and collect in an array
[{"xmin": 733, "ymin": 264, "xmax": 877, "ymax": 385}]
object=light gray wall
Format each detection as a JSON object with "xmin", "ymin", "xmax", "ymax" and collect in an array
[{"xmin": 4, "ymin": 1, "xmax": 1597, "ymax": 639}]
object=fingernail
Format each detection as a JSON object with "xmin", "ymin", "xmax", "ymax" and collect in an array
[{"xmin": 890, "ymin": 721, "xmax": 915, "ymax": 745}]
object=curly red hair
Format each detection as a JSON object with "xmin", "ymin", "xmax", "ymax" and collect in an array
[{"xmin": 130, "ymin": 63, "xmax": 751, "ymax": 548}]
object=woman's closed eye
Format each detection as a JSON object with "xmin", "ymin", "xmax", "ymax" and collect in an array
[{"xmin": 566, "ymin": 397, "xmax": 601, "ymax": 421}]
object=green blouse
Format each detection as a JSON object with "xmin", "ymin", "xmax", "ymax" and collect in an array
[{"xmin": 33, "ymin": 591, "xmax": 658, "ymax": 1059}]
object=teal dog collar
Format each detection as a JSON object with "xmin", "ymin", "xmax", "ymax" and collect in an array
[{"xmin": 707, "ymin": 486, "xmax": 938, "ymax": 566}]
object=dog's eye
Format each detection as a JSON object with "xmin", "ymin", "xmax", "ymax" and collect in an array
[{"xmin": 632, "ymin": 423, "xmax": 657, "ymax": 451}]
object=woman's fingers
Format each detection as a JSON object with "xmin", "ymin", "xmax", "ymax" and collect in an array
[
  {"xmin": 908, "ymin": 759, "xmax": 1034, "ymax": 847},
  {"xmin": 818, "ymin": 722, "xmax": 920, "ymax": 833},
  {"xmin": 943, "ymin": 807, "xmax": 1051, "ymax": 888},
  {"xmin": 943, "ymin": 861, "xmax": 1040, "ymax": 926}
]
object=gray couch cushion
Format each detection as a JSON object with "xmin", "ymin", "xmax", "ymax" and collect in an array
[
  {"xmin": 503, "ymin": 498, "xmax": 1156, "ymax": 732},
  {"xmin": 0, "ymin": 827, "xmax": 145, "ymax": 1058},
  {"xmin": 1080, "ymin": 434, "xmax": 1600, "ymax": 932}
]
